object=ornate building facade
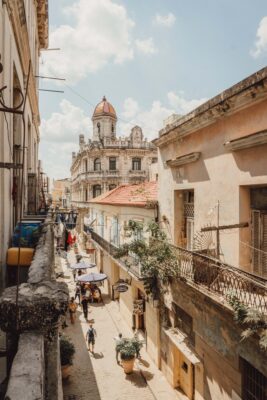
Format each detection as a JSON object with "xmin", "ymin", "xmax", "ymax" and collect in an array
[{"xmin": 71, "ymin": 97, "xmax": 157, "ymax": 203}]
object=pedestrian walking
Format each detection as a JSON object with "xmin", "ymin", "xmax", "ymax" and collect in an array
[
  {"xmin": 113, "ymin": 333, "xmax": 123, "ymax": 363},
  {"xmin": 81, "ymin": 295, "xmax": 89, "ymax": 320},
  {"xmin": 74, "ymin": 283, "xmax": 81, "ymax": 305},
  {"xmin": 68, "ymin": 297, "xmax": 77, "ymax": 324},
  {"xmin": 86, "ymin": 323, "xmax": 97, "ymax": 353}
]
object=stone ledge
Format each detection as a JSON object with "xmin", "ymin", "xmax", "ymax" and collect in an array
[
  {"xmin": 5, "ymin": 333, "xmax": 44, "ymax": 400},
  {"xmin": 0, "ymin": 281, "xmax": 68, "ymax": 334}
]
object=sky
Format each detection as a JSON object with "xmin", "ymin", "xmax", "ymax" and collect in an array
[{"xmin": 39, "ymin": 0, "xmax": 267, "ymax": 180}]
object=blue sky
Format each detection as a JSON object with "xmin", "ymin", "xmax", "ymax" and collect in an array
[{"xmin": 39, "ymin": 0, "xmax": 267, "ymax": 179}]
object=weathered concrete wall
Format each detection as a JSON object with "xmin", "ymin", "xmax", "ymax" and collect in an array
[
  {"xmin": 145, "ymin": 300, "xmax": 160, "ymax": 368},
  {"xmin": 163, "ymin": 280, "xmax": 267, "ymax": 400},
  {"xmin": 5, "ymin": 333, "xmax": 44, "ymax": 400}
]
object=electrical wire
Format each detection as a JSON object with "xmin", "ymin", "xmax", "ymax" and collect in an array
[{"xmin": 64, "ymin": 83, "xmax": 159, "ymax": 135}]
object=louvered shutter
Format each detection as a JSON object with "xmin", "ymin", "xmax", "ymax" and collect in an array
[
  {"xmin": 262, "ymin": 214, "xmax": 267, "ymax": 278},
  {"xmin": 186, "ymin": 218, "xmax": 194, "ymax": 251},
  {"xmin": 251, "ymin": 210, "xmax": 261, "ymax": 275}
]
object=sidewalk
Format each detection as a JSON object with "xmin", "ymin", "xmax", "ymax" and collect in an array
[{"xmin": 58, "ymin": 250, "xmax": 183, "ymax": 400}]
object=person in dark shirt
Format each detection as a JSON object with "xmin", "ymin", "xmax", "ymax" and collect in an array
[
  {"xmin": 74, "ymin": 283, "xmax": 81, "ymax": 305},
  {"xmin": 81, "ymin": 295, "xmax": 89, "ymax": 320}
]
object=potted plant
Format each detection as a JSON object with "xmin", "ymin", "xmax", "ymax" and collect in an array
[
  {"xmin": 116, "ymin": 339, "xmax": 136, "ymax": 374},
  {"xmin": 60, "ymin": 335, "xmax": 75, "ymax": 379}
]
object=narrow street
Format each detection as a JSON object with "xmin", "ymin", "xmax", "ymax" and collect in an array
[{"xmin": 58, "ymin": 251, "xmax": 183, "ymax": 400}]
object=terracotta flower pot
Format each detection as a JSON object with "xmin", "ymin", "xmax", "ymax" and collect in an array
[
  {"xmin": 121, "ymin": 357, "xmax": 135, "ymax": 374},
  {"xmin": 61, "ymin": 364, "xmax": 71, "ymax": 380}
]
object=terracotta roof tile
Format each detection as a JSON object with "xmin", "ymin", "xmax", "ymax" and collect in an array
[{"xmin": 89, "ymin": 181, "xmax": 158, "ymax": 207}]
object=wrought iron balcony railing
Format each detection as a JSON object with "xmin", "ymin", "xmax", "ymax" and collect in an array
[
  {"xmin": 169, "ymin": 243, "xmax": 267, "ymax": 313},
  {"xmin": 90, "ymin": 230, "xmax": 142, "ymax": 279}
]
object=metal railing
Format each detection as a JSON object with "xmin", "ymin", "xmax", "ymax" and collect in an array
[
  {"xmin": 169, "ymin": 243, "xmax": 267, "ymax": 313},
  {"xmin": 90, "ymin": 231, "xmax": 142, "ymax": 279},
  {"xmin": 129, "ymin": 170, "xmax": 147, "ymax": 175}
]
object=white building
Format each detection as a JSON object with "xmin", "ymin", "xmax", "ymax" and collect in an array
[{"xmin": 71, "ymin": 96, "xmax": 158, "ymax": 204}]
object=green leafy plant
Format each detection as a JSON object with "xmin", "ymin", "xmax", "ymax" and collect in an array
[
  {"xmin": 114, "ymin": 222, "xmax": 179, "ymax": 299},
  {"xmin": 116, "ymin": 339, "xmax": 137, "ymax": 360},
  {"xmin": 131, "ymin": 336, "xmax": 143, "ymax": 354},
  {"xmin": 60, "ymin": 335, "xmax": 75, "ymax": 366},
  {"xmin": 228, "ymin": 294, "xmax": 267, "ymax": 351}
]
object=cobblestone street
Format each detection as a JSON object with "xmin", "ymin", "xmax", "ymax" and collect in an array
[{"xmin": 59, "ymin": 252, "xmax": 182, "ymax": 400}]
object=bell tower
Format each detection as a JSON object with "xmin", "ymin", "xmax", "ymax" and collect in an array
[{"xmin": 92, "ymin": 96, "xmax": 117, "ymax": 141}]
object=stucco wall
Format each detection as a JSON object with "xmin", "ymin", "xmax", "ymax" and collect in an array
[
  {"xmin": 157, "ymin": 97, "xmax": 267, "ymax": 271},
  {"xmin": 163, "ymin": 280, "xmax": 267, "ymax": 400}
]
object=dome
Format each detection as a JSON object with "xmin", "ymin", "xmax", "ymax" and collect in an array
[{"xmin": 92, "ymin": 96, "xmax": 117, "ymax": 119}]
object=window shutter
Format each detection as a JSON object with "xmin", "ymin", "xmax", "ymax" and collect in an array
[
  {"xmin": 186, "ymin": 218, "xmax": 194, "ymax": 251},
  {"xmin": 251, "ymin": 210, "xmax": 261, "ymax": 275},
  {"xmin": 262, "ymin": 214, "xmax": 267, "ymax": 278}
]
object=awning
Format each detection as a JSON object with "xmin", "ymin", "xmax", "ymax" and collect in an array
[{"xmin": 163, "ymin": 328, "xmax": 201, "ymax": 365}]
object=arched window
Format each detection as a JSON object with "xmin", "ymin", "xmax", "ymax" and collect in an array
[
  {"xmin": 97, "ymin": 122, "xmax": 101, "ymax": 134},
  {"xmin": 132, "ymin": 157, "xmax": 141, "ymax": 171},
  {"xmin": 109, "ymin": 184, "xmax": 116, "ymax": 191},
  {"xmin": 111, "ymin": 124, "xmax": 114, "ymax": 134},
  {"xmin": 93, "ymin": 185, "xmax": 101, "ymax": 198},
  {"xmin": 94, "ymin": 158, "xmax": 101, "ymax": 171}
]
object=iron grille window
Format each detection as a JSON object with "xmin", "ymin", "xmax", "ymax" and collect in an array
[
  {"xmin": 93, "ymin": 185, "xmax": 101, "ymax": 198},
  {"xmin": 94, "ymin": 158, "xmax": 101, "ymax": 171},
  {"xmin": 132, "ymin": 158, "xmax": 141, "ymax": 171},
  {"xmin": 241, "ymin": 358, "xmax": 267, "ymax": 400},
  {"xmin": 251, "ymin": 210, "xmax": 267, "ymax": 278},
  {"xmin": 109, "ymin": 157, "xmax": 116, "ymax": 171}
]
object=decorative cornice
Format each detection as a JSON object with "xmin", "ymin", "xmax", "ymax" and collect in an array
[
  {"xmin": 154, "ymin": 67, "xmax": 267, "ymax": 149},
  {"xmin": 224, "ymin": 130, "xmax": 267, "ymax": 151},
  {"xmin": 166, "ymin": 152, "xmax": 201, "ymax": 167},
  {"xmin": 37, "ymin": 0, "xmax": 49, "ymax": 49}
]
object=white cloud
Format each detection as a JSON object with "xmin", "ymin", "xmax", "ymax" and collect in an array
[
  {"xmin": 39, "ymin": 99, "xmax": 91, "ymax": 179},
  {"xmin": 41, "ymin": 0, "xmax": 135, "ymax": 82},
  {"xmin": 119, "ymin": 99, "xmax": 174, "ymax": 140},
  {"xmin": 118, "ymin": 92, "xmax": 207, "ymax": 140},
  {"xmin": 122, "ymin": 97, "xmax": 139, "ymax": 119},
  {"xmin": 167, "ymin": 91, "xmax": 207, "ymax": 114},
  {"xmin": 40, "ymin": 99, "xmax": 91, "ymax": 142},
  {"xmin": 250, "ymin": 16, "xmax": 267, "ymax": 58},
  {"xmin": 153, "ymin": 12, "xmax": 176, "ymax": 28},
  {"xmin": 135, "ymin": 38, "xmax": 158, "ymax": 55}
]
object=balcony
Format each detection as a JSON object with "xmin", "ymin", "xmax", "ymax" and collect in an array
[
  {"xmin": 90, "ymin": 231, "xmax": 142, "ymax": 279},
  {"xmin": 77, "ymin": 170, "xmax": 121, "ymax": 183},
  {"xmin": 71, "ymin": 200, "xmax": 89, "ymax": 208},
  {"xmin": 128, "ymin": 170, "xmax": 147, "ymax": 179},
  {"xmin": 105, "ymin": 170, "xmax": 120, "ymax": 178},
  {"xmin": 169, "ymin": 243, "xmax": 267, "ymax": 313}
]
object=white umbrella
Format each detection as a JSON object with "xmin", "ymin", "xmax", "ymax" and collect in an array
[
  {"xmin": 69, "ymin": 261, "xmax": 96, "ymax": 270},
  {"xmin": 77, "ymin": 273, "xmax": 107, "ymax": 283}
]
